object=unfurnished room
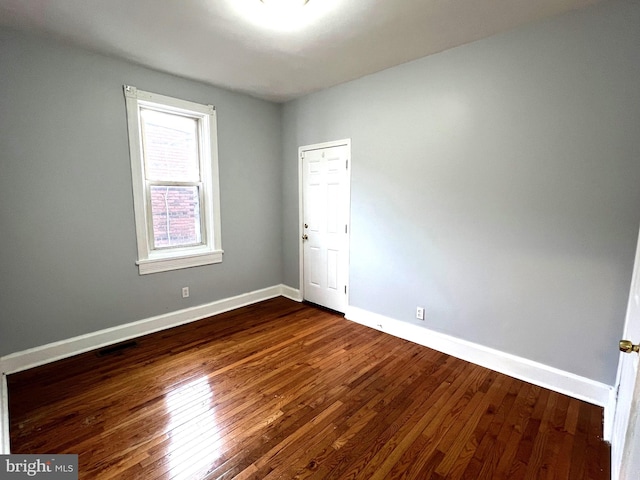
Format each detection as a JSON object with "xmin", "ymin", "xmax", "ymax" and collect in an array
[{"xmin": 1, "ymin": 0, "xmax": 640, "ymax": 479}]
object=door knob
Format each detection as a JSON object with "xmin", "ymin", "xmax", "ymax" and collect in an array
[
  {"xmin": 302, "ymin": 234, "xmax": 308, "ymax": 240},
  {"xmin": 619, "ymin": 340, "xmax": 640, "ymax": 354}
]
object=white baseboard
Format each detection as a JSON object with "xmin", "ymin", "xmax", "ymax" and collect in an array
[
  {"xmin": 0, "ymin": 291, "xmax": 611, "ymax": 457},
  {"xmin": 0, "ymin": 284, "xmax": 301, "ymax": 455},
  {"xmin": 345, "ymin": 306, "xmax": 614, "ymax": 438},
  {"xmin": 605, "ymin": 387, "xmax": 617, "ymax": 443},
  {"xmin": 280, "ymin": 284, "xmax": 303, "ymax": 302},
  {"xmin": 0, "ymin": 374, "xmax": 8, "ymax": 454},
  {"xmin": 0, "ymin": 284, "xmax": 300, "ymax": 376}
]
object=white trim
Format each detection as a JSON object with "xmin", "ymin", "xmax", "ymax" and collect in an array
[
  {"xmin": 0, "ymin": 285, "xmax": 299, "ymax": 376},
  {"xmin": 606, "ymin": 386, "xmax": 617, "ymax": 443},
  {"xmin": 137, "ymin": 250, "xmax": 224, "ymax": 275},
  {"xmin": 280, "ymin": 285, "xmax": 303, "ymax": 302},
  {"xmin": 299, "ymin": 138, "xmax": 352, "ymax": 153},
  {"xmin": 123, "ymin": 85, "xmax": 223, "ymax": 275},
  {"xmin": 345, "ymin": 306, "xmax": 613, "ymax": 411},
  {"xmin": 0, "ymin": 374, "xmax": 9, "ymax": 454},
  {"xmin": 298, "ymin": 138, "xmax": 351, "ymax": 309},
  {"xmin": 124, "ymin": 86, "xmax": 216, "ymax": 115}
]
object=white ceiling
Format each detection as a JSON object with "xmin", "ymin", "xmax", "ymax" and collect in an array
[{"xmin": 0, "ymin": 0, "xmax": 603, "ymax": 102}]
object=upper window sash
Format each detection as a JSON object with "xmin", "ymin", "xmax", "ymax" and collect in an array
[{"xmin": 138, "ymin": 107, "xmax": 202, "ymax": 182}]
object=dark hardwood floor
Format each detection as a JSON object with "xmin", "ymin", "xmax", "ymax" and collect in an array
[{"xmin": 8, "ymin": 297, "xmax": 610, "ymax": 479}]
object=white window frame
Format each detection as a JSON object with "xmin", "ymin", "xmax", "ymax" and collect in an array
[{"xmin": 124, "ymin": 85, "xmax": 223, "ymax": 275}]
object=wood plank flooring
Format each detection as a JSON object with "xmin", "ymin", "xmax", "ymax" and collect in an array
[{"xmin": 8, "ymin": 297, "xmax": 610, "ymax": 479}]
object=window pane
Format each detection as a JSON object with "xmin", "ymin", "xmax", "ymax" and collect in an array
[
  {"xmin": 150, "ymin": 186, "xmax": 202, "ymax": 248},
  {"xmin": 141, "ymin": 108, "xmax": 200, "ymax": 182}
]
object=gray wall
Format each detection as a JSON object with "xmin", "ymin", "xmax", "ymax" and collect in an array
[
  {"xmin": 282, "ymin": 0, "xmax": 640, "ymax": 385},
  {"xmin": 0, "ymin": 29, "xmax": 283, "ymax": 356}
]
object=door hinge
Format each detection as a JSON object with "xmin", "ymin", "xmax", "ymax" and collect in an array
[
  {"xmin": 344, "ymin": 285, "xmax": 347, "ymax": 294},
  {"xmin": 345, "ymin": 224, "xmax": 348, "ymax": 234},
  {"xmin": 346, "ymin": 159, "xmax": 349, "ymax": 169}
]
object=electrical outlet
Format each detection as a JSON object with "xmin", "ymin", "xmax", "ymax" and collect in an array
[
  {"xmin": 416, "ymin": 306, "xmax": 425, "ymax": 320},
  {"xmin": 182, "ymin": 287, "xmax": 189, "ymax": 298}
]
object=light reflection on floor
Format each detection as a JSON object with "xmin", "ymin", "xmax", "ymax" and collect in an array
[{"xmin": 164, "ymin": 376, "xmax": 221, "ymax": 479}]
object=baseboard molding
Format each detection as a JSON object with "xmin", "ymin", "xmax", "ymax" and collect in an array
[
  {"xmin": 0, "ymin": 291, "xmax": 610, "ymax": 456},
  {"xmin": 345, "ymin": 306, "xmax": 614, "ymax": 437},
  {"xmin": 605, "ymin": 388, "xmax": 617, "ymax": 444},
  {"xmin": 280, "ymin": 284, "xmax": 303, "ymax": 302},
  {"xmin": 0, "ymin": 284, "xmax": 300, "ymax": 376},
  {"xmin": 0, "ymin": 284, "xmax": 302, "ymax": 455},
  {"xmin": 0, "ymin": 374, "xmax": 8, "ymax": 454}
]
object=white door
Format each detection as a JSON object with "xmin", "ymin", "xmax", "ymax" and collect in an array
[
  {"xmin": 300, "ymin": 140, "xmax": 350, "ymax": 313},
  {"xmin": 612, "ymin": 227, "xmax": 640, "ymax": 480}
]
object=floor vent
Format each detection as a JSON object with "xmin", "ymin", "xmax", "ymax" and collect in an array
[{"xmin": 96, "ymin": 340, "xmax": 138, "ymax": 357}]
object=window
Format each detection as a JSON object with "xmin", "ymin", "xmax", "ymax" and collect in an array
[{"xmin": 124, "ymin": 85, "xmax": 222, "ymax": 274}]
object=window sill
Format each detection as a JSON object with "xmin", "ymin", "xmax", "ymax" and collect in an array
[{"xmin": 136, "ymin": 250, "xmax": 223, "ymax": 275}]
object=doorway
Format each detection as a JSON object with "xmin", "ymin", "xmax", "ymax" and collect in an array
[{"xmin": 299, "ymin": 139, "xmax": 351, "ymax": 313}]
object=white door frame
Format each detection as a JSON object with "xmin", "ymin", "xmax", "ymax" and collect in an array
[
  {"xmin": 298, "ymin": 139, "xmax": 351, "ymax": 309},
  {"xmin": 611, "ymin": 226, "xmax": 640, "ymax": 479},
  {"xmin": 619, "ymin": 366, "xmax": 640, "ymax": 479}
]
